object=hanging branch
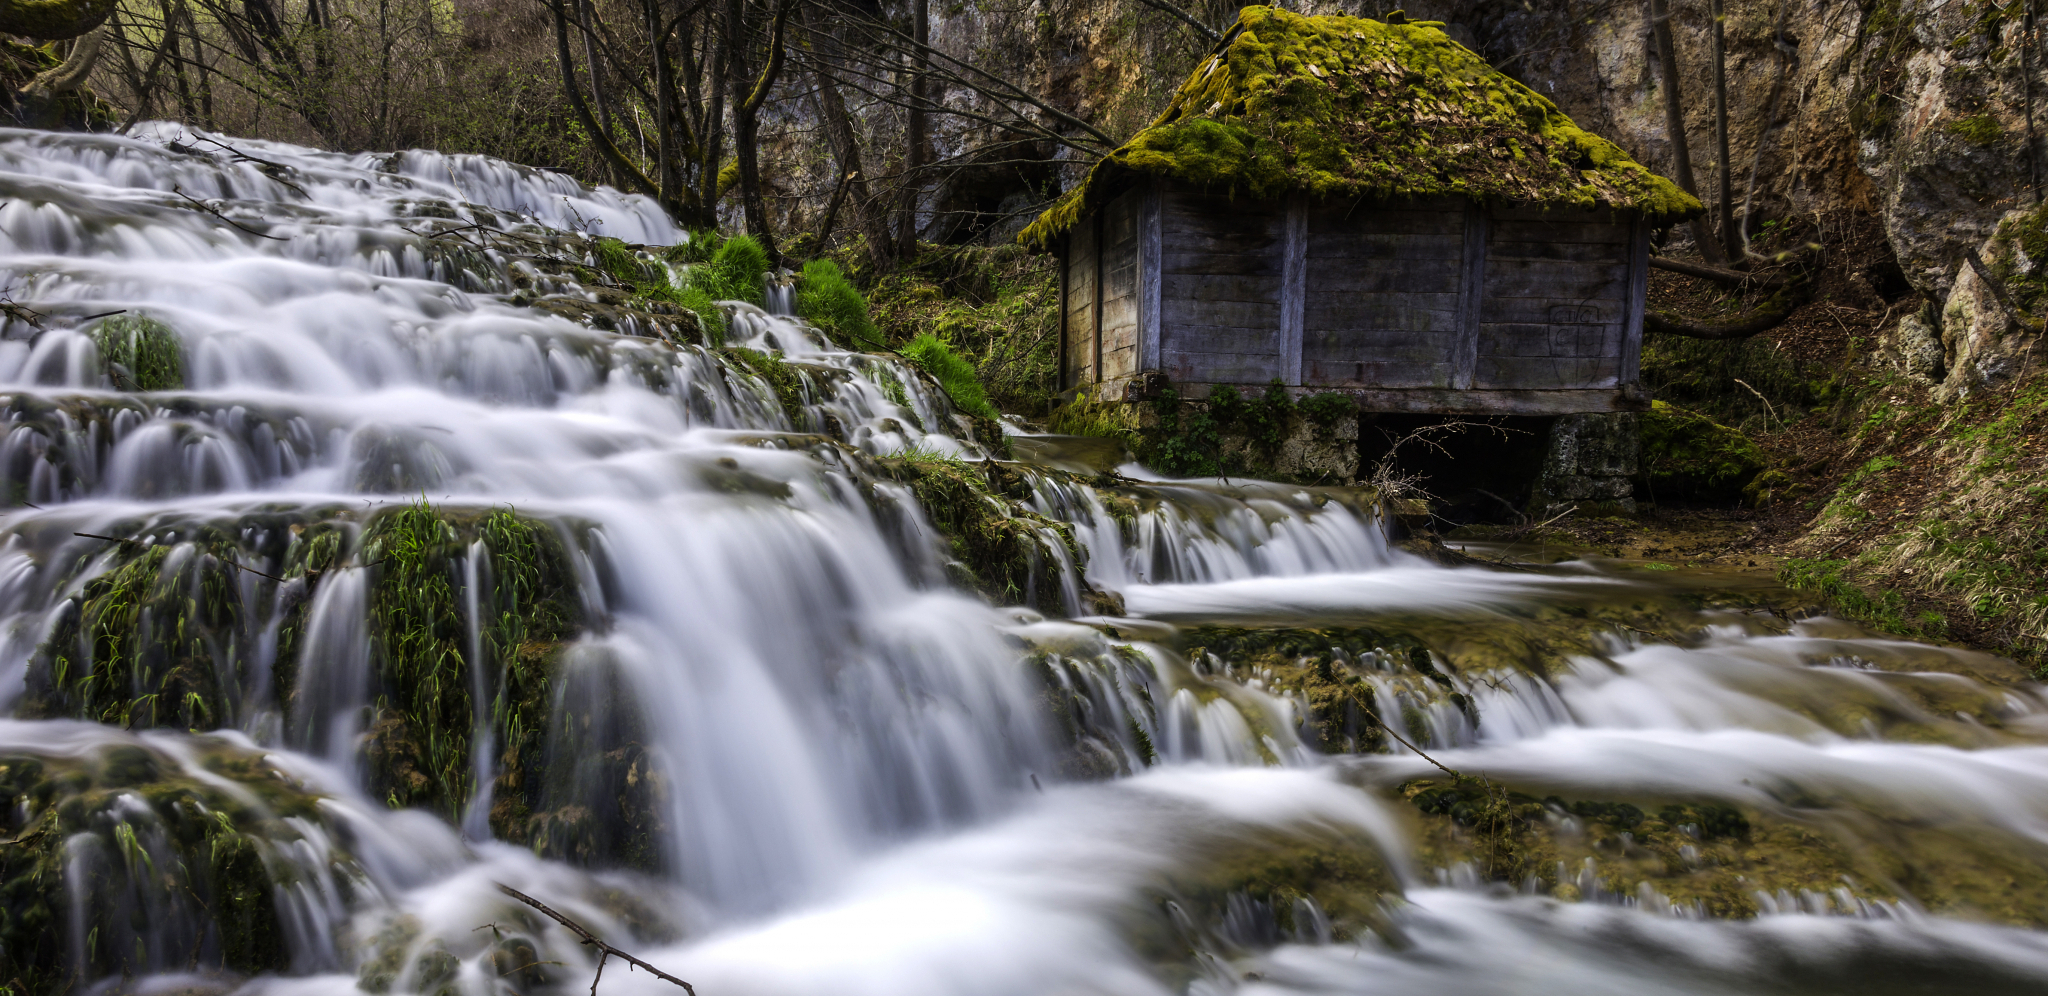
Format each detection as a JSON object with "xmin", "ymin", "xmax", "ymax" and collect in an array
[
  {"xmin": 1124, "ymin": 0, "xmax": 1221, "ymax": 43},
  {"xmin": 497, "ymin": 884, "xmax": 697, "ymax": 996},
  {"xmin": 1649, "ymin": 255, "xmax": 1788, "ymax": 288},
  {"xmin": 170, "ymin": 185, "xmax": 289, "ymax": 240}
]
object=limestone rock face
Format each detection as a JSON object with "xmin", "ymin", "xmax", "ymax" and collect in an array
[
  {"xmin": 1883, "ymin": 303, "xmax": 1948, "ymax": 385},
  {"xmin": 1533, "ymin": 413, "xmax": 1639, "ymax": 515},
  {"xmin": 1855, "ymin": 2, "xmax": 2045, "ymax": 299},
  {"xmin": 1936, "ymin": 255, "xmax": 2033, "ymax": 400}
]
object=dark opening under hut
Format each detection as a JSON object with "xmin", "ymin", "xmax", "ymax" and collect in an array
[{"xmin": 1022, "ymin": 6, "xmax": 1704, "ymax": 417}]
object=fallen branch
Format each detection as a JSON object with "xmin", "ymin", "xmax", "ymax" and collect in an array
[
  {"xmin": 171, "ymin": 186, "xmax": 289, "ymax": 241},
  {"xmin": 496, "ymin": 884, "xmax": 696, "ymax": 996},
  {"xmin": 1649, "ymin": 255, "xmax": 1789, "ymax": 289},
  {"xmin": 1645, "ymin": 298, "xmax": 1801, "ymax": 339},
  {"xmin": 73, "ymin": 532, "xmax": 288, "ymax": 583}
]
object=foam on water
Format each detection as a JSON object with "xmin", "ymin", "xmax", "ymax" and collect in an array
[{"xmin": 2, "ymin": 125, "xmax": 2047, "ymax": 995}]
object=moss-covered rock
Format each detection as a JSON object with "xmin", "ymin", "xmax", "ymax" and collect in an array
[
  {"xmin": 361, "ymin": 502, "xmax": 580, "ymax": 822},
  {"xmin": 1638, "ymin": 400, "xmax": 1768, "ymax": 504},
  {"xmin": 0, "ymin": 734, "xmax": 341, "ymax": 992},
  {"xmin": 1182, "ymin": 627, "xmax": 1402, "ymax": 755},
  {"xmin": 1124, "ymin": 824, "xmax": 1398, "ymax": 985},
  {"xmin": 1021, "ymin": 6, "xmax": 1700, "ymax": 248},
  {"xmin": 876, "ymin": 452, "xmax": 1092, "ymax": 614},
  {"xmin": 90, "ymin": 315, "xmax": 184, "ymax": 391},
  {"xmin": 22, "ymin": 510, "xmax": 356, "ymax": 731}
]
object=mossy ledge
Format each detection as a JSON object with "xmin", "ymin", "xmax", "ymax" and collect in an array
[
  {"xmin": 1021, "ymin": 6, "xmax": 1701, "ymax": 248},
  {"xmin": 0, "ymin": 734, "xmax": 343, "ymax": 992},
  {"xmin": 873, "ymin": 451, "xmax": 1105, "ymax": 615}
]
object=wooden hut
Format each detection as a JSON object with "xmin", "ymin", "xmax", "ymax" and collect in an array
[{"xmin": 1022, "ymin": 7, "xmax": 1703, "ymax": 415}]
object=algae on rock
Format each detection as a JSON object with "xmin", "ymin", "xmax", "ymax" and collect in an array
[{"xmin": 0, "ymin": 735, "xmax": 345, "ymax": 992}]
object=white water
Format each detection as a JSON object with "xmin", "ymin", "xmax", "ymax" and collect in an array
[{"xmin": 3, "ymin": 126, "xmax": 2048, "ymax": 995}]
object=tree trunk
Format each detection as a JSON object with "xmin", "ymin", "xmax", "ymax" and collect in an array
[
  {"xmin": 579, "ymin": 0, "xmax": 618, "ymax": 188},
  {"xmin": 803, "ymin": 4, "xmax": 895, "ymax": 271},
  {"xmin": 898, "ymin": 0, "xmax": 930, "ymax": 259},
  {"xmin": 733, "ymin": 0, "xmax": 791, "ymax": 260},
  {"xmin": 1649, "ymin": 0, "xmax": 1726, "ymax": 264},
  {"xmin": 1709, "ymin": 0, "xmax": 1739, "ymax": 260}
]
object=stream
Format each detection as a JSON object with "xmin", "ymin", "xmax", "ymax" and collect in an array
[{"xmin": 3, "ymin": 125, "xmax": 2048, "ymax": 995}]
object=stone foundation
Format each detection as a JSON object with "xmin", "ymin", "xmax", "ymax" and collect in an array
[{"xmin": 1531, "ymin": 413, "xmax": 1639, "ymax": 516}]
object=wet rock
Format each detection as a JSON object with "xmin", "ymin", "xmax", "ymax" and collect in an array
[
  {"xmin": 0, "ymin": 734, "xmax": 345, "ymax": 991},
  {"xmin": 1531, "ymin": 413, "xmax": 1639, "ymax": 516}
]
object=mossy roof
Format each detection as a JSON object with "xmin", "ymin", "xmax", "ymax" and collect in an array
[{"xmin": 1020, "ymin": 7, "xmax": 1703, "ymax": 249}]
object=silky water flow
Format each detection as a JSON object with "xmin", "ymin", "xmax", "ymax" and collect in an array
[{"xmin": 2, "ymin": 125, "xmax": 2048, "ymax": 996}]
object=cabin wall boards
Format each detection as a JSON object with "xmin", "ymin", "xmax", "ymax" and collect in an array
[
  {"xmin": 1057, "ymin": 184, "xmax": 1650, "ymax": 415},
  {"xmin": 1476, "ymin": 205, "xmax": 1639, "ymax": 393}
]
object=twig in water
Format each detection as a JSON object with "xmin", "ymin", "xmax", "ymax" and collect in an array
[
  {"xmin": 192, "ymin": 136, "xmax": 311, "ymax": 199},
  {"xmin": 171, "ymin": 186, "xmax": 289, "ymax": 241},
  {"xmin": 496, "ymin": 884, "xmax": 697, "ymax": 996},
  {"xmin": 73, "ymin": 532, "xmax": 289, "ymax": 583}
]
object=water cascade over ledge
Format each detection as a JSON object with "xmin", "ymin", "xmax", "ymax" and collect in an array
[{"xmin": 4, "ymin": 125, "xmax": 2048, "ymax": 995}]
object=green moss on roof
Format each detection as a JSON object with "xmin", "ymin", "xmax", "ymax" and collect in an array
[{"xmin": 1021, "ymin": 6, "xmax": 1702, "ymax": 248}]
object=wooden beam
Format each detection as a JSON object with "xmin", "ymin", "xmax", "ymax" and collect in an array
[
  {"xmin": 1140, "ymin": 184, "xmax": 1163, "ymax": 374},
  {"xmin": 1622, "ymin": 214, "xmax": 1649, "ymax": 390},
  {"xmin": 1161, "ymin": 384, "xmax": 1649, "ymax": 415},
  {"xmin": 1092, "ymin": 209, "xmax": 1105, "ymax": 385},
  {"xmin": 1451, "ymin": 200, "xmax": 1487, "ymax": 390},
  {"xmin": 1055, "ymin": 233, "xmax": 1069, "ymax": 392},
  {"xmin": 1279, "ymin": 195, "xmax": 1307, "ymax": 386}
]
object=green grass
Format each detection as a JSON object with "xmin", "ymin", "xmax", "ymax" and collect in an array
[
  {"xmin": 795, "ymin": 258, "xmax": 882, "ymax": 348},
  {"xmin": 592, "ymin": 231, "xmax": 768, "ymax": 344},
  {"xmin": 901, "ymin": 332, "xmax": 1000, "ymax": 421},
  {"xmin": 1780, "ymin": 556, "xmax": 1941, "ymax": 638},
  {"xmin": 92, "ymin": 315, "xmax": 184, "ymax": 391}
]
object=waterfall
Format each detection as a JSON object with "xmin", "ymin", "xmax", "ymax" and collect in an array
[{"xmin": 4, "ymin": 124, "xmax": 2048, "ymax": 995}]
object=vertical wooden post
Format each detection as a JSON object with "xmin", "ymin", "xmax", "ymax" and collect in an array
[
  {"xmin": 1139, "ymin": 185, "xmax": 1163, "ymax": 377},
  {"xmin": 1621, "ymin": 213, "xmax": 1651, "ymax": 389},
  {"xmin": 1092, "ymin": 210, "xmax": 1105, "ymax": 385},
  {"xmin": 1451, "ymin": 199, "xmax": 1488, "ymax": 390},
  {"xmin": 1055, "ymin": 235, "xmax": 1069, "ymax": 392},
  {"xmin": 1279, "ymin": 196, "xmax": 1307, "ymax": 386}
]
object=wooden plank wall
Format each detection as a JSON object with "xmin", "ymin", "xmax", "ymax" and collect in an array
[
  {"xmin": 1099, "ymin": 190, "xmax": 1142, "ymax": 382},
  {"xmin": 1065, "ymin": 185, "xmax": 1647, "ymax": 406},
  {"xmin": 1062, "ymin": 213, "xmax": 1097, "ymax": 389},
  {"xmin": 1300, "ymin": 196, "xmax": 1467, "ymax": 389},
  {"xmin": 1475, "ymin": 205, "xmax": 1635, "ymax": 391},
  {"xmin": 1158, "ymin": 189, "xmax": 1287, "ymax": 384}
]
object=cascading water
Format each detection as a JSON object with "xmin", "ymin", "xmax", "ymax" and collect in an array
[{"xmin": 4, "ymin": 124, "xmax": 2048, "ymax": 996}]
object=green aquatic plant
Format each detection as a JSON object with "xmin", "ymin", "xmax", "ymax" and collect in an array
[
  {"xmin": 91, "ymin": 314, "xmax": 184, "ymax": 391},
  {"xmin": 361, "ymin": 500, "xmax": 581, "ymax": 820},
  {"xmin": 0, "ymin": 738, "xmax": 328, "ymax": 991}
]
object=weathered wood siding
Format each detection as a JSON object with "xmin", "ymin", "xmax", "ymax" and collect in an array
[
  {"xmin": 1060, "ymin": 182, "xmax": 1649, "ymax": 413},
  {"xmin": 1475, "ymin": 205, "xmax": 1635, "ymax": 391},
  {"xmin": 1301, "ymin": 197, "xmax": 1467, "ymax": 389},
  {"xmin": 1062, "ymin": 213, "xmax": 1097, "ymax": 389},
  {"xmin": 1158, "ymin": 189, "xmax": 1287, "ymax": 384},
  {"xmin": 1099, "ymin": 190, "xmax": 1143, "ymax": 382}
]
